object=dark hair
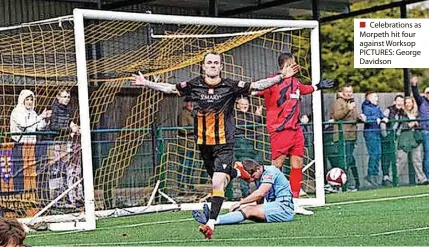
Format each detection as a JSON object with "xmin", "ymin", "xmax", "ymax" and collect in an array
[
  {"xmin": 394, "ymin": 94, "xmax": 404, "ymax": 101},
  {"xmin": 0, "ymin": 218, "xmax": 26, "ymax": 246},
  {"xmin": 277, "ymin": 52, "xmax": 294, "ymax": 69},
  {"xmin": 242, "ymin": 159, "xmax": 262, "ymax": 175},
  {"xmin": 56, "ymin": 89, "xmax": 70, "ymax": 97},
  {"xmin": 342, "ymin": 84, "xmax": 353, "ymax": 90},
  {"xmin": 203, "ymin": 51, "xmax": 223, "ymax": 64},
  {"xmin": 365, "ymin": 91, "xmax": 375, "ymax": 98}
]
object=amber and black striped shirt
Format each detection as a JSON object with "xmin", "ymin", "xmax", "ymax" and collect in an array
[{"xmin": 176, "ymin": 76, "xmax": 251, "ymax": 145}]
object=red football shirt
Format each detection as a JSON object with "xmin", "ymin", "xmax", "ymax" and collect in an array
[{"xmin": 259, "ymin": 76, "xmax": 315, "ymax": 133}]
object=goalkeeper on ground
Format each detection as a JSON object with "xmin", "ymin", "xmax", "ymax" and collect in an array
[
  {"xmin": 192, "ymin": 159, "xmax": 294, "ymax": 226},
  {"xmin": 132, "ymin": 51, "xmax": 299, "ymax": 240}
]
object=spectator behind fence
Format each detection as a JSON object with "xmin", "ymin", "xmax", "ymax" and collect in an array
[
  {"xmin": 396, "ymin": 97, "xmax": 429, "ymax": 185},
  {"xmin": 362, "ymin": 91, "xmax": 388, "ymax": 187},
  {"xmin": 411, "ymin": 76, "xmax": 429, "ymax": 179},
  {"xmin": 49, "ymin": 90, "xmax": 80, "ymax": 138},
  {"xmin": 10, "ymin": 90, "xmax": 51, "ymax": 143},
  {"xmin": 381, "ymin": 95, "xmax": 404, "ymax": 186},
  {"xmin": 225, "ymin": 97, "xmax": 263, "ymax": 200},
  {"xmin": 331, "ymin": 85, "xmax": 360, "ymax": 191},
  {"xmin": 177, "ymin": 97, "xmax": 197, "ymax": 190},
  {"xmin": 178, "ymin": 97, "xmax": 194, "ymax": 137},
  {"xmin": 0, "ymin": 217, "xmax": 28, "ymax": 247},
  {"xmin": 47, "ymin": 89, "xmax": 82, "ymax": 207}
]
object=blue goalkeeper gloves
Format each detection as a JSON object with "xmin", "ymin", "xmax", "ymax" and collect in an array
[{"xmin": 315, "ymin": 79, "xmax": 334, "ymax": 90}]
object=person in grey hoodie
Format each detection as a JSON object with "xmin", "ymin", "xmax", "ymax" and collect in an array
[{"xmin": 411, "ymin": 76, "xmax": 429, "ymax": 179}]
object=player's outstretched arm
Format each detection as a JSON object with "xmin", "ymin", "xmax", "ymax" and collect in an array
[
  {"xmin": 315, "ymin": 79, "xmax": 334, "ymax": 90},
  {"xmin": 251, "ymin": 64, "xmax": 300, "ymax": 90},
  {"xmin": 297, "ymin": 78, "xmax": 335, "ymax": 96},
  {"xmin": 132, "ymin": 71, "xmax": 178, "ymax": 94}
]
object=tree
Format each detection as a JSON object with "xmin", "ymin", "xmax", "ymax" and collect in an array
[{"xmin": 321, "ymin": 0, "xmax": 429, "ymax": 93}]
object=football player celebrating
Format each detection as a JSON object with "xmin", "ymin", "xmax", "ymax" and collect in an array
[{"xmin": 132, "ymin": 51, "xmax": 299, "ymax": 240}]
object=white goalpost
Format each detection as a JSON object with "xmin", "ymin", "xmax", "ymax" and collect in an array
[
  {"xmin": 1, "ymin": 8, "xmax": 325, "ymax": 232},
  {"xmin": 71, "ymin": 8, "xmax": 325, "ymax": 230}
]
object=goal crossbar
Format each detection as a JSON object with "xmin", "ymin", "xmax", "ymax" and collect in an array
[{"xmin": 74, "ymin": 9, "xmax": 319, "ymax": 29}]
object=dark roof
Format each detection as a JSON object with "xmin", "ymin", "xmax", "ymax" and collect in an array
[{"xmin": 39, "ymin": 0, "xmax": 352, "ymax": 17}]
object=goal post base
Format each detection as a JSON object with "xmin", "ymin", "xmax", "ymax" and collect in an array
[{"xmin": 48, "ymin": 221, "xmax": 89, "ymax": 232}]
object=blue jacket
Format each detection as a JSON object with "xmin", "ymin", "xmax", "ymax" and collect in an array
[
  {"xmin": 412, "ymin": 85, "xmax": 429, "ymax": 130},
  {"xmin": 362, "ymin": 99, "xmax": 384, "ymax": 130}
]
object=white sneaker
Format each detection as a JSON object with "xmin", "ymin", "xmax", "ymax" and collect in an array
[{"xmin": 294, "ymin": 205, "xmax": 314, "ymax": 215}]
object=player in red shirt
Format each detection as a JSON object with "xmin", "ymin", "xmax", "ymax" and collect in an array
[{"xmin": 256, "ymin": 52, "xmax": 334, "ymax": 215}]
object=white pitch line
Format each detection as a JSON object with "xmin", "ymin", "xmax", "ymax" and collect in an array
[
  {"xmin": 28, "ymin": 193, "xmax": 429, "ymax": 241},
  {"xmin": 97, "ymin": 218, "xmax": 193, "ymax": 230},
  {"xmin": 46, "ymin": 235, "xmax": 346, "ymax": 246},
  {"xmin": 310, "ymin": 193, "xmax": 429, "ymax": 208},
  {"xmin": 370, "ymin": 226, "xmax": 429, "ymax": 236},
  {"xmin": 33, "ymin": 225, "xmax": 429, "ymax": 246},
  {"xmin": 26, "ymin": 230, "xmax": 80, "ymax": 238}
]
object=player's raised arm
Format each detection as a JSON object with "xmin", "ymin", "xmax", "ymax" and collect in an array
[
  {"xmin": 132, "ymin": 71, "xmax": 178, "ymax": 94},
  {"xmin": 250, "ymin": 64, "xmax": 299, "ymax": 91}
]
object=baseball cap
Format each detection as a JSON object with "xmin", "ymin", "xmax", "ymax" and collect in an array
[{"xmin": 424, "ymin": 87, "xmax": 429, "ymax": 94}]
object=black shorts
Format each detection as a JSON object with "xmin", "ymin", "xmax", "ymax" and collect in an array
[{"xmin": 198, "ymin": 143, "xmax": 235, "ymax": 178}]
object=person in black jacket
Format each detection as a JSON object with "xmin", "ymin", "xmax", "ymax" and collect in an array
[
  {"xmin": 47, "ymin": 89, "xmax": 82, "ymax": 207},
  {"xmin": 49, "ymin": 90, "xmax": 80, "ymax": 137}
]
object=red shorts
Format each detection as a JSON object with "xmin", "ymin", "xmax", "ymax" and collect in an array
[{"xmin": 270, "ymin": 127, "xmax": 305, "ymax": 160}]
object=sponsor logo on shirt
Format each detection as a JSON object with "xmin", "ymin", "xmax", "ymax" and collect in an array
[
  {"xmin": 200, "ymin": 94, "xmax": 221, "ymax": 101},
  {"xmin": 290, "ymin": 89, "xmax": 300, "ymax": 99}
]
